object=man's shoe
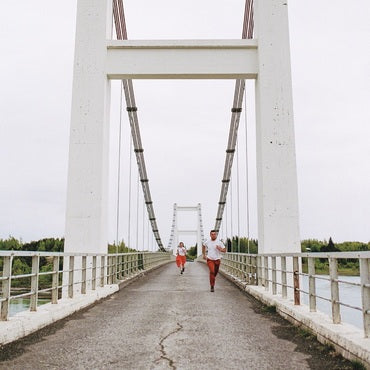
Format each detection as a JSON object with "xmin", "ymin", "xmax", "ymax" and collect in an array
[{"xmin": 210, "ymin": 286, "xmax": 214, "ymax": 292}]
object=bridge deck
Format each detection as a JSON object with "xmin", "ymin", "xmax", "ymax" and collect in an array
[{"xmin": 0, "ymin": 262, "xmax": 353, "ymax": 369}]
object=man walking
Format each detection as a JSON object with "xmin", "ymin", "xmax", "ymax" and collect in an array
[{"xmin": 202, "ymin": 230, "xmax": 226, "ymax": 292}]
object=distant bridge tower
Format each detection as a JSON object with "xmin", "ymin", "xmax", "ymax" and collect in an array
[{"xmin": 168, "ymin": 204, "xmax": 204, "ymax": 256}]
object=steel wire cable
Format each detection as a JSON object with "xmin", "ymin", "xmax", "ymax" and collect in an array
[
  {"xmin": 236, "ymin": 139, "xmax": 241, "ymax": 253},
  {"xmin": 113, "ymin": 0, "xmax": 165, "ymax": 251},
  {"xmin": 142, "ymin": 195, "xmax": 145, "ymax": 251},
  {"xmin": 230, "ymin": 177, "xmax": 233, "ymax": 251},
  {"xmin": 115, "ymin": 83, "xmax": 123, "ymax": 252},
  {"xmin": 214, "ymin": 0, "xmax": 254, "ymax": 233},
  {"xmin": 136, "ymin": 174, "xmax": 139, "ymax": 250},
  {"xmin": 244, "ymin": 86, "xmax": 251, "ymax": 253},
  {"xmin": 128, "ymin": 134, "xmax": 132, "ymax": 248}
]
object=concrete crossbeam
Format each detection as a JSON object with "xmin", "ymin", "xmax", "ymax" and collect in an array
[{"xmin": 106, "ymin": 39, "xmax": 258, "ymax": 79}]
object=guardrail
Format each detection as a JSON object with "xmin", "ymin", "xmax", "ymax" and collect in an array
[
  {"xmin": 221, "ymin": 251, "xmax": 370, "ymax": 338},
  {"xmin": 0, "ymin": 251, "xmax": 171, "ymax": 321}
]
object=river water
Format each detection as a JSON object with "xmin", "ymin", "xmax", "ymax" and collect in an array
[
  {"xmin": 301, "ymin": 275, "xmax": 362, "ymax": 330},
  {"xmin": 9, "ymin": 298, "xmax": 50, "ymax": 316},
  {"xmin": 9, "ymin": 276, "xmax": 363, "ymax": 330}
]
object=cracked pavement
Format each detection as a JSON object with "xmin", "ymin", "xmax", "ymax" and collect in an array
[{"xmin": 0, "ymin": 261, "xmax": 354, "ymax": 369}]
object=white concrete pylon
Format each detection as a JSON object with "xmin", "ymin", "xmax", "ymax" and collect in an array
[
  {"xmin": 254, "ymin": 0, "xmax": 301, "ymax": 254},
  {"xmin": 65, "ymin": 0, "xmax": 112, "ymax": 255},
  {"xmin": 65, "ymin": 0, "xmax": 301, "ymax": 260}
]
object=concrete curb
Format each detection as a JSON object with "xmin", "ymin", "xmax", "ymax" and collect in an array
[
  {"xmin": 218, "ymin": 267, "xmax": 370, "ymax": 369},
  {"xmin": 0, "ymin": 259, "xmax": 172, "ymax": 346}
]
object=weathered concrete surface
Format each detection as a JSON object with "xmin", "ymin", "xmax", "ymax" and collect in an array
[
  {"xmin": 0, "ymin": 285, "xmax": 119, "ymax": 346},
  {"xmin": 0, "ymin": 262, "xmax": 354, "ymax": 369},
  {"xmin": 0, "ymin": 260, "xmax": 171, "ymax": 346},
  {"xmin": 217, "ymin": 266, "xmax": 370, "ymax": 368}
]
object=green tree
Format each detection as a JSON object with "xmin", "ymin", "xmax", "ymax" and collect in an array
[
  {"xmin": 186, "ymin": 245, "xmax": 197, "ymax": 260},
  {"xmin": 320, "ymin": 237, "xmax": 339, "ymax": 252}
]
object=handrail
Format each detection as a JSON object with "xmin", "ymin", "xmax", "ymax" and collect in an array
[
  {"xmin": 0, "ymin": 251, "xmax": 170, "ymax": 321},
  {"xmin": 221, "ymin": 251, "xmax": 370, "ymax": 338}
]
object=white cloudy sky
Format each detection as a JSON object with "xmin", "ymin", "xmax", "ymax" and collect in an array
[{"xmin": 0, "ymin": 1, "xmax": 369, "ymax": 249}]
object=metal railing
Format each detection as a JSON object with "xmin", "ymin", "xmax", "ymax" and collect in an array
[
  {"xmin": 0, "ymin": 251, "xmax": 170, "ymax": 321},
  {"xmin": 221, "ymin": 251, "xmax": 370, "ymax": 338}
]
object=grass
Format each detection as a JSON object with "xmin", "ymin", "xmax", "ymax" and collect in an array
[
  {"xmin": 297, "ymin": 327, "xmax": 314, "ymax": 340},
  {"xmin": 261, "ymin": 304, "xmax": 276, "ymax": 313},
  {"xmin": 350, "ymin": 360, "xmax": 366, "ymax": 370},
  {"xmin": 301, "ymin": 262, "xmax": 359, "ymax": 276}
]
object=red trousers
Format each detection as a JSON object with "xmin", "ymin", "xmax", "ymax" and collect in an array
[
  {"xmin": 207, "ymin": 258, "xmax": 221, "ymax": 287},
  {"xmin": 176, "ymin": 255, "xmax": 186, "ymax": 267}
]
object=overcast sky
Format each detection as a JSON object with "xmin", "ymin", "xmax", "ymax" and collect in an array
[{"xmin": 1, "ymin": 1, "xmax": 370, "ymax": 249}]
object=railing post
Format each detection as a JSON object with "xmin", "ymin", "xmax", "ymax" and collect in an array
[
  {"xmin": 257, "ymin": 256, "xmax": 262, "ymax": 287},
  {"xmin": 118, "ymin": 255, "xmax": 123, "ymax": 279},
  {"xmin": 107, "ymin": 256, "xmax": 112, "ymax": 285},
  {"xmin": 81, "ymin": 256, "xmax": 87, "ymax": 294},
  {"xmin": 308, "ymin": 257, "xmax": 316, "ymax": 312},
  {"xmin": 68, "ymin": 256, "xmax": 74, "ymax": 299},
  {"xmin": 264, "ymin": 256, "xmax": 269, "ymax": 290},
  {"xmin": 113, "ymin": 255, "xmax": 118, "ymax": 284},
  {"xmin": 52, "ymin": 256, "xmax": 59, "ymax": 304},
  {"xmin": 272, "ymin": 256, "xmax": 277, "ymax": 295},
  {"xmin": 122, "ymin": 254, "xmax": 126, "ymax": 277},
  {"xmin": 139, "ymin": 253, "xmax": 143, "ymax": 271},
  {"xmin": 92, "ymin": 256, "xmax": 97, "ymax": 290},
  {"xmin": 30, "ymin": 255, "xmax": 40, "ymax": 311},
  {"xmin": 252, "ymin": 256, "xmax": 257, "ymax": 285},
  {"xmin": 1, "ymin": 256, "xmax": 12, "ymax": 321},
  {"xmin": 243, "ymin": 255, "xmax": 247, "ymax": 282},
  {"xmin": 224, "ymin": 254, "xmax": 229, "ymax": 273},
  {"xmin": 293, "ymin": 256, "xmax": 300, "ymax": 305},
  {"xmin": 360, "ymin": 257, "xmax": 370, "ymax": 337},
  {"xmin": 246, "ymin": 255, "xmax": 251, "ymax": 284},
  {"xmin": 281, "ymin": 256, "xmax": 287, "ymax": 299},
  {"xmin": 240, "ymin": 255, "xmax": 244, "ymax": 280},
  {"xmin": 329, "ymin": 257, "xmax": 341, "ymax": 324},
  {"xmin": 100, "ymin": 256, "xmax": 105, "ymax": 287}
]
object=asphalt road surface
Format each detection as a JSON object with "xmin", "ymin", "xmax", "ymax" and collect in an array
[{"xmin": 0, "ymin": 261, "xmax": 353, "ymax": 369}]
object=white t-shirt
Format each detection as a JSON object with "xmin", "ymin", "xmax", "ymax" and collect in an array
[
  {"xmin": 203, "ymin": 239, "xmax": 225, "ymax": 260},
  {"xmin": 177, "ymin": 246, "xmax": 187, "ymax": 256}
]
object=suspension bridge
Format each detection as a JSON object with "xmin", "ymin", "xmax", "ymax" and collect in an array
[{"xmin": 0, "ymin": 0, "xmax": 369, "ymax": 368}]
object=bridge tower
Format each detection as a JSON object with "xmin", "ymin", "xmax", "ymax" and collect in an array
[
  {"xmin": 168, "ymin": 204, "xmax": 205, "ymax": 256},
  {"xmin": 64, "ymin": 0, "xmax": 300, "ymax": 257}
]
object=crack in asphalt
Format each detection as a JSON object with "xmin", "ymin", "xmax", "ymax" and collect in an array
[{"xmin": 155, "ymin": 322, "xmax": 183, "ymax": 369}]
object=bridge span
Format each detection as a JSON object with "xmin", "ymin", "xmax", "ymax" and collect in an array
[{"xmin": 0, "ymin": 261, "xmax": 355, "ymax": 369}]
